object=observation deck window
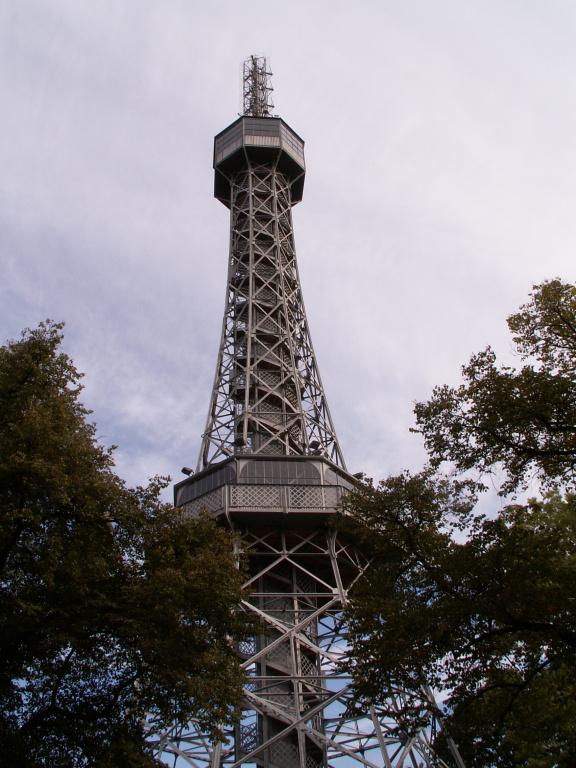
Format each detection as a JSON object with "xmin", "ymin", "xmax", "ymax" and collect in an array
[
  {"xmin": 178, "ymin": 464, "xmax": 236, "ymax": 504},
  {"xmin": 239, "ymin": 460, "xmax": 321, "ymax": 485}
]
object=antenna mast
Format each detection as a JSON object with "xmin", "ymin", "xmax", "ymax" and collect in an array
[{"xmin": 243, "ymin": 55, "xmax": 274, "ymax": 116}]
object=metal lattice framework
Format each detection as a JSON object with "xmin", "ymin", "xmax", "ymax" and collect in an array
[
  {"xmin": 199, "ymin": 159, "xmax": 344, "ymax": 471},
  {"xmin": 162, "ymin": 58, "xmax": 466, "ymax": 768},
  {"xmin": 243, "ymin": 56, "xmax": 274, "ymax": 117},
  {"xmin": 149, "ymin": 526, "xmax": 465, "ymax": 768}
]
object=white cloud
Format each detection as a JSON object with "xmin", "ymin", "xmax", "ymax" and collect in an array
[{"xmin": 2, "ymin": 0, "xmax": 575, "ymax": 494}]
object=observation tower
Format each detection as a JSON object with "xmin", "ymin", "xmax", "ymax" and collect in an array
[{"xmin": 153, "ymin": 56, "xmax": 465, "ymax": 768}]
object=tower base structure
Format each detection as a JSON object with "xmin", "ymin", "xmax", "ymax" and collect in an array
[{"xmin": 149, "ymin": 455, "xmax": 465, "ymax": 768}]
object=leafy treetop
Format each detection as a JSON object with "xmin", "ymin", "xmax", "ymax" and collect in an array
[
  {"xmin": 339, "ymin": 280, "xmax": 576, "ymax": 768},
  {"xmin": 414, "ymin": 280, "xmax": 576, "ymax": 493},
  {"xmin": 0, "ymin": 321, "xmax": 253, "ymax": 768}
]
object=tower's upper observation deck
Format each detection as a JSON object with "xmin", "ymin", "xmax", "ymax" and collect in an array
[{"xmin": 214, "ymin": 116, "xmax": 305, "ymax": 207}]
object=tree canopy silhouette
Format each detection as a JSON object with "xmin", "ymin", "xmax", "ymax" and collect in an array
[
  {"xmin": 340, "ymin": 281, "xmax": 576, "ymax": 768},
  {"xmin": 0, "ymin": 322, "xmax": 252, "ymax": 767}
]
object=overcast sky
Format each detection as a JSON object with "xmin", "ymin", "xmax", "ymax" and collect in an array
[{"xmin": 2, "ymin": 0, "xmax": 576, "ymax": 498}]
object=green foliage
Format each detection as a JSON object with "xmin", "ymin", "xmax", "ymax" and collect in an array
[
  {"xmin": 0, "ymin": 322, "xmax": 252, "ymax": 767},
  {"xmin": 339, "ymin": 280, "xmax": 576, "ymax": 767},
  {"xmin": 341, "ymin": 482, "xmax": 576, "ymax": 767},
  {"xmin": 414, "ymin": 280, "xmax": 576, "ymax": 494}
]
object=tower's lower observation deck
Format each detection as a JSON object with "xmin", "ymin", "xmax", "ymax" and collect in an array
[{"xmin": 175, "ymin": 455, "xmax": 354, "ymax": 528}]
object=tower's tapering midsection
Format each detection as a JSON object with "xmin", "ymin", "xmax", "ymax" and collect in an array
[{"xmin": 198, "ymin": 113, "xmax": 344, "ymax": 471}]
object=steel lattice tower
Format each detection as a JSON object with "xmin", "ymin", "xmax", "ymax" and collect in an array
[{"xmin": 151, "ymin": 57, "xmax": 465, "ymax": 768}]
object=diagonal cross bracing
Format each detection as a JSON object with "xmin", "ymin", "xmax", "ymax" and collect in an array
[
  {"xmin": 198, "ymin": 160, "xmax": 344, "ymax": 471},
  {"xmin": 149, "ymin": 528, "xmax": 465, "ymax": 768}
]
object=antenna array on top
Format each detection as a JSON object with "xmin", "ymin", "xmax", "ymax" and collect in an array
[{"xmin": 243, "ymin": 55, "xmax": 274, "ymax": 117}]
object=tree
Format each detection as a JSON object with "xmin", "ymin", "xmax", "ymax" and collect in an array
[
  {"xmin": 338, "ymin": 280, "xmax": 576, "ymax": 767},
  {"xmin": 414, "ymin": 279, "xmax": 576, "ymax": 494},
  {"xmin": 0, "ymin": 322, "xmax": 252, "ymax": 768}
]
